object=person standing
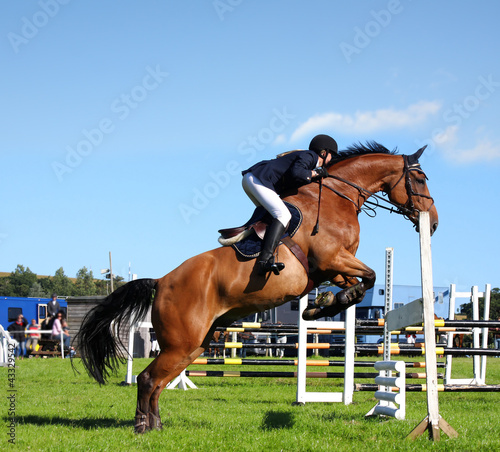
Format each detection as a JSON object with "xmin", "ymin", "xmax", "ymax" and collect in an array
[
  {"xmin": 7, "ymin": 314, "xmax": 28, "ymax": 358},
  {"xmin": 47, "ymin": 293, "xmax": 60, "ymax": 318}
]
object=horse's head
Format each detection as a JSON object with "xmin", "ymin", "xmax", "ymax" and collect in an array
[{"xmin": 386, "ymin": 146, "xmax": 439, "ymax": 235}]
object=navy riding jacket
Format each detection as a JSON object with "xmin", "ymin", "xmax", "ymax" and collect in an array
[{"xmin": 242, "ymin": 150, "xmax": 318, "ymax": 194}]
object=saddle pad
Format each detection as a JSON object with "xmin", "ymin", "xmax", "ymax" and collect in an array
[{"xmin": 233, "ymin": 202, "xmax": 303, "ymax": 259}]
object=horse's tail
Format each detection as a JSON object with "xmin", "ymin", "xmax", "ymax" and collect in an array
[{"xmin": 75, "ymin": 278, "xmax": 157, "ymax": 385}]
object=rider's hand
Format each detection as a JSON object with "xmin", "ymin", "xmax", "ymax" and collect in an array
[{"xmin": 314, "ymin": 167, "xmax": 329, "ymax": 178}]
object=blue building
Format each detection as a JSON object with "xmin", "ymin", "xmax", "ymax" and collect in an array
[{"xmin": 0, "ymin": 297, "xmax": 68, "ymax": 328}]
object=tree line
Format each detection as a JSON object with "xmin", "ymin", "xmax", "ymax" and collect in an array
[
  {"xmin": 460, "ymin": 287, "xmax": 500, "ymax": 321},
  {"xmin": 0, "ymin": 265, "xmax": 125, "ymax": 298}
]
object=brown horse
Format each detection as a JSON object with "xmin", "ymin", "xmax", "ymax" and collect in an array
[{"xmin": 76, "ymin": 142, "xmax": 438, "ymax": 433}]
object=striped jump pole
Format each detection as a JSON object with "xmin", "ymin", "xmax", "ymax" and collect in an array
[
  {"xmin": 357, "ymin": 319, "xmax": 500, "ymax": 329},
  {"xmin": 356, "ymin": 383, "xmax": 500, "ymax": 393},
  {"xmin": 365, "ymin": 360, "xmax": 406, "ymax": 420},
  {"xmin": 186, "ymin": 369, "xmax": 439, "ymax": 380},
  {"xmin": 192, "ymin": 358, "xmax": 445, "ymax": 368},
  {"xmin": 207, "ymin": 342, "xmax": 500, "ymax": 356}
]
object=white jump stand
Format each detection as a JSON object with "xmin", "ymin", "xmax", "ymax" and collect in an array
[{"xmin": 295, "ymin": 294, "xmax": 355, "ymax": 404}]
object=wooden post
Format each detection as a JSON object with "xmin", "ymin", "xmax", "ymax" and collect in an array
[{"xmin": 407, "ymin": 212, "xmax": 458, "ymax": 441}]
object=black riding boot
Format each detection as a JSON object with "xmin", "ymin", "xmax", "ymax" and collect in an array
[{"xmin": 257, "ymin": 219, "xmax": 286, "ymax": 276}]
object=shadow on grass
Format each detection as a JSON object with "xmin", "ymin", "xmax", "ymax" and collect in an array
[
  {"xmin": 261, "ymin": 411, "xmax": 294, "ymax": 430},
  {"xmin": 16, "ymin": 415, "xmax": 134, "ymax": 430}
]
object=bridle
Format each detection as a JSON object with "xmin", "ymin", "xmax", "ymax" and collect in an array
[{"xmin": 312, "ymin": 155, "xmax": 435, "ymax": 234}]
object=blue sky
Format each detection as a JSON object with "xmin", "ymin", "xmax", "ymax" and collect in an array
[{"xmin": 1, "ymin": 1, "xmax": 499, "ymax": 294}]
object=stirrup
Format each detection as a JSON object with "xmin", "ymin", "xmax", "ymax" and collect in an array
[
  {"xmin": 257, "ymin": 258, "xmax": 285, "ymax": 276},
  {"xmin": 270, "ymin": 261, "xmax": 285, "ymax": 275}
]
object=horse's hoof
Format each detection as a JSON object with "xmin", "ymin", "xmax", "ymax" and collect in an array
[
  {"xmin": 149, "ymin": 413, "xmax": 163, "ymax": 431},
  {"xmin": 134, "ymin": 411, "xmax": 150, "ymax": 434},
  {"xmin": 302, "ymin": 307, "xmax": 322, "ymax": 320},
  {"xmin": 314, "ymin": 291, "xmax": 335, "ymax": 307},
  {"xmin": 336, "ymin": 291, "xmax": 351, "ymax": 305}
]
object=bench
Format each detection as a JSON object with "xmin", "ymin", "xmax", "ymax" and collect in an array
[{"xmin": 30, "ymin": 339, "xmax": 62, "ymax": 358}]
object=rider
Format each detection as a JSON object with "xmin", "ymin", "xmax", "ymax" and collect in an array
[{"xmin": 242, "ymin": 134, "xmax": 338, "ymax": 276}]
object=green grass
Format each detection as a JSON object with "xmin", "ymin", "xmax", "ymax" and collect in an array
[{"xmin": 2, "ymin": 356, "xmax": 500, "ymax": 451}]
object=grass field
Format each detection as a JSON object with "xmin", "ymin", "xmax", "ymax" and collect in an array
[{"xmin": 2, "ymin": 355, "xmax": 500, "ymax": 451}]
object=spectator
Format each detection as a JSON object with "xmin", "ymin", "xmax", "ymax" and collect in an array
[
  {"xmin": 51, "ymin": 311, "xmax": 64, "ymax": 343},
  {"xmin": 61, "ymin": 319, "xmax": 75, "ymax": 357},
  {"xmin": 406, "ymin": 333, "xmax": 415, "ymax": 345},
  {"xmin": 47, "ymin": 293, "xmax": 60, "ymax": 317},
  {"xmin": 276, "ymin": 334, "xmax": 287, "ymax": 358},
  {"xmin": 7, "ymin": 314, "xmax": 28, "ymax": 358},
  {"xmin": 239, "ymin": 331, "xmax": 254, "ymax": 358},
  {"xmin": 26, "ymin": 319, "xmax": 40, "ymax": 355}
]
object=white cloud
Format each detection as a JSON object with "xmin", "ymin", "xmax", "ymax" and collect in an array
[
  {"xmin": 290, "ymin": 100, "xmax": 442, "ymax": 142},
  {"xmin": 434, "ymin": 125, "xmax": 459, "ymax": 147},
  {"xmin": 273, "ymin": 134, "xmax": 286, "ymax": 146},
  {"xmin": 442, "ymin": 137, "xmax": 500, "ymax": 163},
  {"xmin": 436, "ymin": 126, "xmax": 500, "ymax": 163}
]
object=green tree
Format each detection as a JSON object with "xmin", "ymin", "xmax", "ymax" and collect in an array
[
  {"xmin": 460, "ymin": 287, "xmax": 500, "ymax": 320},
  {"xmin": 0, "ymin": 276, "xmax": 12, "ymax": 296},
  {"xmin": 73, "ymin": 267, "xmax": 97, "ymax": 296},
  {"xmin": 8, "ymin": 265, "xmax": 38, "ymax": 297},
  {"xmin": 460, "ymin": 287, "xmax": 500, "ymax": 347},
  {"xmin": 29, "ymin": 281, "xmax": 47, "ymax": 298},
  {"xmin": 50, "ymin": 267, "xmax": 74, "ymax": 297}
]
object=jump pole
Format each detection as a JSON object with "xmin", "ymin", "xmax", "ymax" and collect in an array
[{"xmin": 407, "ymin": 211, "xmax": 458, "ymax": 441}]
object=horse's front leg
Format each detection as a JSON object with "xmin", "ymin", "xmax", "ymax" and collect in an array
[{"xmin": 304, "ymin": 249, "xmax": 375, "ymax": 320}]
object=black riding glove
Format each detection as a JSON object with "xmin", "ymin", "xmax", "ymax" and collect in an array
[{"xmin": 314, "ymin": 167, "xmax": 329, "ymax": 178}]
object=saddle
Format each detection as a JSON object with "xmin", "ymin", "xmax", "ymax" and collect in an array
[
  {"xmin": 218, "ymin": 202, "xmax": 302, "ymax": 258},
  {"xmin": 218, "ymin": 202, "xmax": 314, "ymax": 295}
]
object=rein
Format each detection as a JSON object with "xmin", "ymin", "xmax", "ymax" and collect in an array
[{"xmin": 313, "ymin": 155, "xmax": 434, "ymax": 232}]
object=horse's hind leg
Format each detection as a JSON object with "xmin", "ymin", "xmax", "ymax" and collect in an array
[{"xmin": 135, "ymin": 346, "xmax": 201, "ymax": 433}]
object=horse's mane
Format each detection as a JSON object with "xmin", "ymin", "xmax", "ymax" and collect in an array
[{"xmin": 329, "ymin": 141, "xmax": 398, "ymax": 166}]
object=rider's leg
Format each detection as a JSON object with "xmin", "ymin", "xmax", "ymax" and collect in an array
[
  {"xmin": 257, "ymin": 218, "xmax": 286, "ymax": 275},
  {"xmin": 242, "ymin": 173, "xmax": 291, "ymax": 275}
]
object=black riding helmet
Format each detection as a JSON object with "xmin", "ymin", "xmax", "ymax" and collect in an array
[{"xmin": 309, "ymin": 134, "xmax": 338, "ymax": 157}]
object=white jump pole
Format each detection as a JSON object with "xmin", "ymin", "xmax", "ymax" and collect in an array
[{"xmin": 407, "ymin": 212, "xmax": 458, "ymax": 441}]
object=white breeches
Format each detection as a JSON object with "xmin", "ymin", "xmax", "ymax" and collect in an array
[{"xmin": 242, "ymin": 172, "xmax": 291, "ymax": 228}]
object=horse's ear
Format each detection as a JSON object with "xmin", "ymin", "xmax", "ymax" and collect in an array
[{"xmin": 407, "ymin": 145, "xmax": 427, "ymax": 165}]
